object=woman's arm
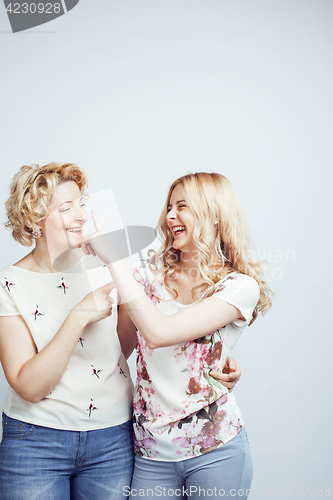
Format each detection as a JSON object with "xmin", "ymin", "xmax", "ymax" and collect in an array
[
  {"xmin": 81, "ymin": 216, "xmax": 243, "ymax": 349},
  {"xmin": 0, "ymin": 283, "xmax": 113, "ymax": 404},
  {"xmin": 82, "ymin": 225, "xmax": 242, "ymax": 349},
  {"xmin": 121, "ymin": 288, "xmax": 241, "ymax": 349},
  {"xmin": 116, "ymin": 304, "xmax": 242, "ymax": 391}
]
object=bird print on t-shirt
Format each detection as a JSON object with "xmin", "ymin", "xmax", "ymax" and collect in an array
[
  {"xmin": 32, "ymin": 305, "xmax": 44, "ymax": 320},
  {"xmin": 87, "ymin": 398, "xmax": 98, "ymax": 417},
  {"xmin": 57, "ymin": 278, "xmax": 69, "ymax": 294},
  {"xmin": 118, "ymin": 363, "xmax": 127, "ymax": 378},
  {"xmin": 91, "ymin": 364, "xmax": 102, "ymax": 379},
  {"xmin": 3, "ymin": 278, "xmax": 15, "ymax": 292}
]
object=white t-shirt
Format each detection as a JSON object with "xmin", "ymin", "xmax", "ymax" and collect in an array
[
  {"xmin": 0, "ymin": 256, "xmax": 133, "ymax": 431},
  {"xmin": 132, "ymin": 263, "xmax": 260, "ymax": 462}
]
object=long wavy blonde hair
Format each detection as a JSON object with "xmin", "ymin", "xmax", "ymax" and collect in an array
[
  {"xmin": 150, "ymin": 172, "xmax": 272, "ymax": 325},
  {"xmin": 5, "ymin": 163, "xmax": 87, "ymax": 246}
]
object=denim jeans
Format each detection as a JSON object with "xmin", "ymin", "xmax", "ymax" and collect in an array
[
  {"xmin": 128, "ymin": 428, "xmax": 253, "ymax": 500},
  {"xmin": 0, "ymin": 413, "xmax": 134, "ymax": 500}
]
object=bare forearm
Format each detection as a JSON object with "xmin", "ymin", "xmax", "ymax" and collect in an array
[
  {"xmin": 82, "ymin": 226, "xmax": 240, "ymax": 348},
  {"xmin": 108, "ymin": 261, "xmax": 199, "ymax": 348},
  {"xmin": 107, "ymin": 261, "xmax": 165, "ymax": 348},
  {"xmin": 15, "ymin": 310, "xmax": 86, "ymax": 403},
  {"xmin": 108, "ymin": 261, "xmax": 240, "ymax": 349}
]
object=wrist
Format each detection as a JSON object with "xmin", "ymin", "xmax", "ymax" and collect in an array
[{"xmin": 68, "ymin": 308, "xmax": 87, "ymax": 332}]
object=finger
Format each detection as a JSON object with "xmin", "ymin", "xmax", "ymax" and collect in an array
[
  {"xmin": 210, "ymin": 371, "xmax": 230, "ymax": 382},
  {"xmin": 85, "ymin": 243, "xmax": 96, "ymax": 256},
  {"xmin": 102, "ymin": 282, "xmax": 116, "ymax": 293},
  {"xmin": 80, "ymin": 240, "xmax": 89, "ymax": 255},
  {"xmin": 222, "ymin": 356, "xmax": 236, "ymax": 373},
  {"xmin": 229, "ymin": 364, "xmax": 241, "ymax": 379},
  {"xmin": 81, "ymin": 238, "xmax": 96, "ymax": 256},
  {"xmin": 98, "ymin": 283, "xmax": 116, "ymax": 299},
  {"xmin": 91, "ymin": 209, "xmax": 104, "ymax": 232},
  {"xmin": 226, "ymin": 356, "xmax": 237, "ymax": 371},
  {"xmin": 87, "ymin": 243, "xmax": 96, "ymax": 257},
  {"xmin": 210, "ymin": 371, "xmax": 240, "ymax": 383},
  {"xmin": 210, "ymin": 372, "xmax": 235, "ymax": 391},
  {"xmin": 225, "ymin": 374, "xmax": 240, "ymax": 383},
  {"xmin": 222, "ymin": 363, "xmax": 236, "ymax": 374}
]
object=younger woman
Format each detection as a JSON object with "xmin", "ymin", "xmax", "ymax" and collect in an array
[{"xmin": 83, "ymin": 172, "xmax": 272, "ymax": 499}]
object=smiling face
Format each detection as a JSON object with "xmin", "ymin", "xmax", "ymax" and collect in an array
[
  {"xmin": 166, "ymin": 183, "xmax": 196, "ymax": 253},
  {"xmin": 43, "ymin": 181, "xmax": 88, "ymax": 253}
]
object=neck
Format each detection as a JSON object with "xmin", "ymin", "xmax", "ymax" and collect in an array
[
  {"xmin": 32, "ymin": 245, "xmax": 57, "ymax": 273},
  {"xmin": 33, "ymin": 242, "xmax": 82, "ymax": 273},
  {"xmin": 179, "ymin": 248, "xmax": 223, "ymax": 276},
  {"xmin": 52, "ymin": 247, "xmax": 82, "ymax": 271},
  {"xmin": 179, "ymin": 249, "xmax": 200, "ymax": 275}
]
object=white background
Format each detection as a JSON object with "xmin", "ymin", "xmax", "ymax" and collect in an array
[{"xmin": 0, "ymin": 0, "xmax": 332, "ymax": 496}]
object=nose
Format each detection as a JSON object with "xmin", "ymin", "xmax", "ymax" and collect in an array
[
  {"xmin": 74, "ymin": 203, "xmax": 88, "ymax": 223},
  {"xmin": 166, "ymin": 208, "xmax": 176, "ymax": 221}
]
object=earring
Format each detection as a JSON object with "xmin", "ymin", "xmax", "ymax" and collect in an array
[
  {"xmin": 214, "ymin": 221, "xmax": 218, "ymax": 225},
  {"xmin": 31, "ymin": 228, "xmax": 42, "ymax": 238}
]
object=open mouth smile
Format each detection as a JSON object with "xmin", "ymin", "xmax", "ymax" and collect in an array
[
  {"xmin": 66, "ymin": 227, "xmax": 83, "ymax": 234},
  {"xmin": 172, "ymin": 225, "xmax": 186, "ymax": 235}
]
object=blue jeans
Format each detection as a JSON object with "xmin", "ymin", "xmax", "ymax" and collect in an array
[
  {"xmin": 128, "ymin": 428, "xmax": 253, "ymax": 499},
  {"xmin": 0, "ymin": 413, "xmax": 134, "ymax": 500}
]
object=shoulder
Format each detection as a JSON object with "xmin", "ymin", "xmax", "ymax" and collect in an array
[
  {"xmin": 213, "ymin": 273, "xmax": 260, "ymax": 326},
  {"xmin": 12, "ymin": 253, "xmax": 33, "ymax": 269},
  {"xmin": 215, "ymin": 272, "xmax": 259, "ymax": 295},
  {"xmin": 0, "ymin": 267, "xmax": 21, "ymax": 316},
  {"xmin": 0, "ymin": 265, "xmax": 19, "ymax": 283}
]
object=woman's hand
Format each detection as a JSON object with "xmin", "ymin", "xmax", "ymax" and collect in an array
[
  {"xmin": 0, "ymin": 283, "xmax": 115, "ymax": 404},
  {"xmin": 210, "ymin": 356, "xmax": 241, "ymax": 392},
  {"xmin": 73, "ymin": 282, "xmax": 115, "ymax": 327},
  {"xmin": 81, "ymin": 210, "xmax": 119, "ymax": 264}
]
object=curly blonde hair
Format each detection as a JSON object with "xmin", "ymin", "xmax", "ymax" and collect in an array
[
  {"xmin": 4, "ymin": 163, "xmax": 88, "ymax": 246},
  {"xmin": 150, "ymin": 172, "xmax": 272, "ymax": 325}
]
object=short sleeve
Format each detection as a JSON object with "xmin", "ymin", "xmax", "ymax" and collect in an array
[
  {"xmin": 0, "ymin": 284, "xmax": 21, "ymax": 316},
  {"xmin": 213, "ymin": 274, "xmax": 260, "ymax": 326}
]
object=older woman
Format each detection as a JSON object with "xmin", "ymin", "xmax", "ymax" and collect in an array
[{"xmin": 0, "ymin": 163, "xmax": 134, "ymax": 500}]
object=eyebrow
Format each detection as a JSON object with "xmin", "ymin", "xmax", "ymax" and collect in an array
[
  {"xmin": 167, "ymin": 199, "xmax": 186, "ymax": 209},
  {"xmin": 59, "ymin": 196, "xmax": 85, "ymax": 207}
]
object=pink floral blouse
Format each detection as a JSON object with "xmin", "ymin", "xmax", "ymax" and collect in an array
[{"xmin": 132, "ymin": 263, "xmax": 260, "ymax": 462}]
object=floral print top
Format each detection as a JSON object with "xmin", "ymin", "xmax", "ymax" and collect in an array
[{"xmin": 132, "ymin": 262, "xmax": 260, "ymax": 462}]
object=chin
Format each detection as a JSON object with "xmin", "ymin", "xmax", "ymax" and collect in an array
[
  {"xmin": 53, "ymin": 237, "xmax": 81, "ymax": 254},
  {"xmin": 68, "ymin": 240, "xmax": 82, "ymax": 249},
  {"xmin": 66, "ymin": 233, "xmax": 84, "ymax": 247}
]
